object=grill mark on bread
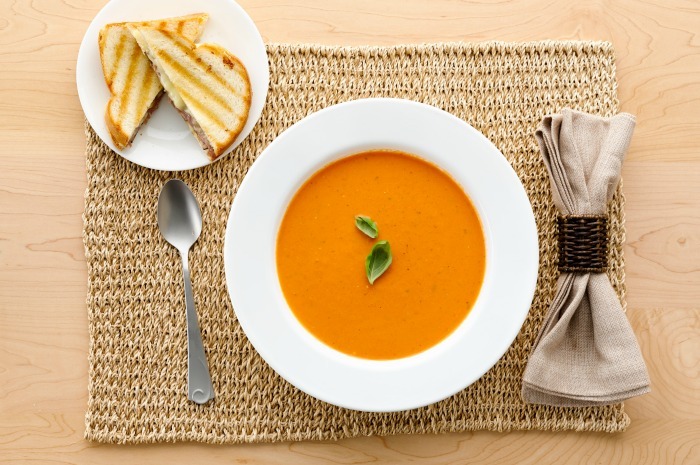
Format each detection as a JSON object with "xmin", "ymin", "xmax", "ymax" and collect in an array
[
  {"xmin": 160, "ymin": 31, "xmax": 240, "ymax": 94},
  {"xmin": 200, "ymin": 44, "xmax": 251, "ymax": 96},
  {"xmin": 155, "ymin": 49, "xmax": 236, "ymax": 113},
  {"xmin": 177, "ymin": 87, "xmax": 228, "ymax": 140},
  {"xmin": 134, "ymin": 67, "xmax": 160, "ymax": 124},
  {"xmin": 119, "ymin": 43, "xmax": 143, "ymax": 120},
  {"xmin": 109, "ymin": 34, "xmax": 127, "ymax": 84}
]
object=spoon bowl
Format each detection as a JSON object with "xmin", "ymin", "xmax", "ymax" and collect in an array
[{"xmin": 158, "ymin": 180, "xmax": 203, "ymax": 252}]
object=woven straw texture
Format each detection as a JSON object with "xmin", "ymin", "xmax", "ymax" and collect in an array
[{"xmin": 84, "ymin": 42, "xmax": 629, "ymax": 444}]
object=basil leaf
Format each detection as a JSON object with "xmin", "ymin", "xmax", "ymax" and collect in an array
[
  {"xmin": 355, "ymin": 215, "xmax": 378, "ymax": 238},
  {"xmin": 365, "ymin": 240, "xmax": 392, "ymax": 284}
]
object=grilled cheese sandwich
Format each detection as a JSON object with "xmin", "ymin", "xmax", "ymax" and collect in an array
[
  {"xmin": 129, "ymin": 25, "xmax": 252, "ymax": 160},
  {"xmin": 98, "ymin": 14, "xmax": 208, "ymax": 149}
]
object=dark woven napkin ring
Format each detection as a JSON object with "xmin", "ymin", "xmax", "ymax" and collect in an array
[{"xmin": 557, "ymin": 215, "xmax": 608, "ymax": 272}]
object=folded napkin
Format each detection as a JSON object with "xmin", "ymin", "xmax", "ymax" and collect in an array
[{"xmin": 522, "ymin": 109, "xmax": 651, "ymax": 407}]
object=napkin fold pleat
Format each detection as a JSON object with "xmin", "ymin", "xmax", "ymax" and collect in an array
[{"xmin": 522, "ymin": 109, "xmax": 651, "ymax": 407}]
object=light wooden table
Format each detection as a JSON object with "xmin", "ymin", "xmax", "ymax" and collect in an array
[{"xmin": 1, "ymin": 0, "xmax": 698, "ymax": 463}]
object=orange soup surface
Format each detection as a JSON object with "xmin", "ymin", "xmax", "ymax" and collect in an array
[{"xmin": 276, "ymin": 150, "xmax": 486, "ymax": 360}]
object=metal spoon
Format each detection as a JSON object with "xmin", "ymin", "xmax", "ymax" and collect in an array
[{"xmin": 157, "ymin": 179, "xmax": 214, "ymax": 405}]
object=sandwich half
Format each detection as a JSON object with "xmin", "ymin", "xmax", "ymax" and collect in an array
[
  {"xmin": 128, "ymin": 25, "xmax": 252, "ymax": 160},
  {"xmin": 99, "ymin": 14, "xmax": 208, "ymax": 149}
]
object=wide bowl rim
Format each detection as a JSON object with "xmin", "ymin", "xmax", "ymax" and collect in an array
[{"xmin": 224, "ymin": 98, "xmax": 539, "ymax": 412}]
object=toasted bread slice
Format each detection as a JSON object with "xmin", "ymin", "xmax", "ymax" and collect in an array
[
  {"xmin": 99, "ymin": 14, "xmax": 208, "ymax": 149},
  {"xmin": 129, "ymin": 25, "xmax": 252, "ymax": 160}
]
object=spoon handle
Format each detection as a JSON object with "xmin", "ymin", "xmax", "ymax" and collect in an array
[{"xmin": 181, "ymin": 252, "xmax": 215, "ymax": 404}]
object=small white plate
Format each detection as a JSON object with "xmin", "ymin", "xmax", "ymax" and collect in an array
[
  {"xmin": 224, "ymin": 99, "xmax": 539, "ymax": 412},
  {"xmin": 76, "ymin": 0, "xmax": 269, "ymax": 171}
]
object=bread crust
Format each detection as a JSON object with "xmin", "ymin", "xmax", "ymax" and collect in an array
[{"xmin": 198, "ymin": 44, "xmax": 252, "ymax": 159}]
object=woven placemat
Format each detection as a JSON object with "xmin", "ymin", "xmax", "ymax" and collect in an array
[{"xmin": 83, "ymin": 41, "xmax": 629, "ymax": 444}]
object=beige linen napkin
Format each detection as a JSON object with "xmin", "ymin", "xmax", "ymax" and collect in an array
[{"xmin": 522, "ymin": 109, "xmax": 651, "ymax": 407}]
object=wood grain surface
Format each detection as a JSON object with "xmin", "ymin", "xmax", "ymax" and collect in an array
[{"xmin": 1, "ymin": 0, "xmax": 698, "ymax": 463}]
